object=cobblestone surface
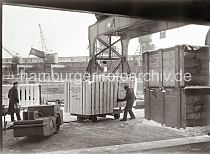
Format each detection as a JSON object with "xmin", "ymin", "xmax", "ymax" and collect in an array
[{"xmin": 2, "ymin": 109, "xmax": 205, "ymax": 153}]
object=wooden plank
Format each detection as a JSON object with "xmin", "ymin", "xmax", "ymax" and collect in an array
[
  {"xmin": 181, "ymin": 88, "xmax": 186, "ymax": 128},
  {"xmin": 103, "ymin": 81, "xmax": 107, "ymax": 114},
  {"xmin": 113, "ymin": 82, "xmax": 118, "ymax": 108},
  {"xmin": 29, "ymin": 85, "xmax": 34, "ymax": 106},
  {"xmin": 110, "ymin": 81, "xmax": 114, "ymax": 113},
  {"xmin": 23, "ymin": 85, "xmax": 27, "ymax": 106},
  {"xmin": 87, "ymin": 82, "xmax": 92, "ymax": 115},
  {"xmin": 99, "ymin": 82, "xmax": 103, "ymax": 114},
  {"xmin": 150, "ymin": 88, "xmax": 164, "ymax": 124},
  {"xmin": 148, "ymin": 51, "xmax": 160, "ymax": 87},
  {"xmin": 79, "ymin": 82, "xmax": 83, "ymax": 115},
  {"xmin": 164, "ymin": 88, "xmax": 179, "ymax": 128},
  {"xmin": 106, "ymin": 82, "xmax": 110, "ymax": 113},
  {"xmin": 26, "ymin": 85, "xmax": 30, "ymax": 106},
  {"xmin": 70, "ymin": 81, "xmax": 83, "ymax": 114},
  {"xmin": 162, "ymin": 47, "xmax": 176, "ymax": 87},
  {"xmin": 91, "ymin": 81, "xmax": 95, "ymax": 115},
  {"xmin": 175, "ymin": 45, "xmax": 180, "ymax": 88},
  {"xmin": 180, "ymin": 46, "xmax": 185, "ymax": 87},
  {"xmin": 176, "ymin": 88, "xmax": 181, "ymax": 129},
  {"xmin": 34, "ymin": 84, "xmax": 40, "ymax": 106},
  {"xmin": 144, "ymin": 88, "xmax": 150, "ymax": 120},
  {"xmin": 95, "ymin": 81, "xmax": 100, "ymax": 114},
  {"xmin": 159, "ymin": 49, "xmax": 163, "ymax": 88}
]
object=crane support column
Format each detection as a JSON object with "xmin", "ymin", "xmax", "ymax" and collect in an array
[{"xmin": 121, "ymin": 38, "xmax": 131, "ymax": 74}]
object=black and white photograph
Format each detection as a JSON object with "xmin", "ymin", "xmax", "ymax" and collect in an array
[{"xmin": 1, "ymin": 0, "xmax": 210, "ymax": 153}]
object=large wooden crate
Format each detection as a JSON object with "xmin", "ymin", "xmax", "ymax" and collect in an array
[
  {"xmin": 2, "ymin": 84, "xmax": 41, "ymax": 107},
  {"xmin": 145, "ymin": 87, "xmax": 210, "ymax": 128},
  {"xmin": 64, "ymin": 81, "xmax": 117, "ymax": 115},
  {"xmin": 143, "ymin": 45, "xmax": 209, "ymax": 88},
  {"xmin": 64, "ymin": 76, "xmax": 137, "ymax": 115}
]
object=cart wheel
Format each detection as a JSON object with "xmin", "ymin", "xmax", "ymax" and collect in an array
[
  {"xmin": 114, "ymin": 114, "xmax": 120, "ymax": 119},
  {"xmin": 55, "ymin": 114, "xmax": 61, "ymax": 133},
  {"xmin": 89, "ymin": 116, "xmax": 97, "ymax": 122},
  {"xmin": 77, "ymin": 116, "xmax": 85, "ymax": 121}
]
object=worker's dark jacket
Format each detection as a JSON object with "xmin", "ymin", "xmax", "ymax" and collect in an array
[
  {"xmin": 8, "ymin": 86, "xmax": 19, "ymax": 113},
  {"xmin": 119, "ymin": 88, "xmax": 136, "ymax": 109}
]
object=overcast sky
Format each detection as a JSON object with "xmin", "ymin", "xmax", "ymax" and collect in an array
[
  {"xmin": 2, "ymin": 5, "xmax": 210, "ymax": 58},
  {"xmin": 2, "ymin": 5, "xmax": 97, "ymax": 58}
]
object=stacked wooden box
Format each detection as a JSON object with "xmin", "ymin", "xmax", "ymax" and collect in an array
[
  {"xmin": 2, "ymin": 84, "xmax": 41, "ymax": 107},
  {"xmin": 64, "ymin": 76, "xmax": 136, "ymax": 115},
  {"xmin": 143, "ymin": 45, "xmax": 210, "ymax": 128}
]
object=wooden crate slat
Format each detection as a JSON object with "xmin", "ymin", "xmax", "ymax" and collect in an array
[
  {"xmin": 110, "ymin": 82, "xmax": 114, "ymax": 113},
  {"xmin": 26, "ymin": 85, "xmax": 30, "ymax": 106},
  {"xmin": 103, "ymin": 81, "xmax": 107, "ymax": 114},
  {"xmin": 99, "ymin": 82, "xmax": 103, "ymax": 114},
  {"xmin": 70, "ymin": 81, "xmax": 82, "ymax": 114},
  {"xmin": 29, "ymin": 85, "xmax": 34, "ymax": 105},
  {"xmin": 21, "ymin": 85, "xmax": 26, "ymax": 106},
  {"xmin": 95, "ymin": 81, "xmax": 100, "ymax": 114},
  {"xmin": 113, "ymin": 82, "xmax": 118, "ymax": 108},
  {"xmin": 86, "ymin": 82, "xmax": 92, "ymax": 115},
  {"xmin": 150, "ymin": 89, "xmax": 164, "ymax": 124},
  {"xmin": 106, "ymin": 82, "xmax": 110, "ymax": 113},
  {"xmin": 91, "ymin": 81, "xmax": 95, "ymax": 115},
  {"xmin": 79, "ymin": 82, "xmax": 83, "ymax": 115}
]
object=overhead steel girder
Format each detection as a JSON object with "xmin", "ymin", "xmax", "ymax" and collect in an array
[
  {"xmin": 3, "ymin": 0, "xmax": 210, "ymax": 24},
  {"xmin": 89, "ymin": 16, "xmax": 185, "ymax": 40},
  {"xmin": 88, "ymin": 16, "xmax": 185, "ymax": 57}
]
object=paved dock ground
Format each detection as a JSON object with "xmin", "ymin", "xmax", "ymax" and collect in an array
[{"xmin": 2, "ymin": 109, "xmax": 209, "ymax": 153}]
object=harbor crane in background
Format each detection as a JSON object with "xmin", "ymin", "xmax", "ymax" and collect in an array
[
  {"xmin": 2, "ymin": 46, "xmax": 22, "ymax": 76},
  {"xmin": 38, "ymin": 24, "xmax": 50, "ymax": 54},
  {"xmin": 26, "ymin": 24, "xmax": 59, "ymax": 80}
]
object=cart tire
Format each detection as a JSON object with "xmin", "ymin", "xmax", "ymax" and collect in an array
[
  {"xmin": 89, "ymin": 116, "xmax": 97, "ymax": 122},
  {"xmin": 77, "ymin": 116, "xmax": 85, "ymax": 121},
  {"xmin": 114, "ymin": 114, "xmax": 120, "ymax": 119}
]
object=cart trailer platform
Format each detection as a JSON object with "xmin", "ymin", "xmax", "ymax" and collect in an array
[{"xmin": 71, "ymin": 109, "xmax": 123, "ymax": 122}]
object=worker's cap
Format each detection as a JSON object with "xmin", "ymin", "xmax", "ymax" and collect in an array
[
  {"xmin": 13, "ymin": 82, "xmax": 18, "ymax": 85},
  {"xmin": 124, "ymin": 85, "xmax": 129, "ymax": 89}
]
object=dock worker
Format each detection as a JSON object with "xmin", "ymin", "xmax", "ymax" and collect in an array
[
  {"xmin": 117, "ymin": 85, "xmax": 136, "ymax": 121},
  {"xmin": 8, "ymin": 82, "xmax": 21, "ymax": 122}
]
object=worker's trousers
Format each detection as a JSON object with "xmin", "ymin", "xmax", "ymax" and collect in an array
[
  {"xmin": 11, "ymin": 112, "xmax": 21, "ymax": 122},
  {"xmin": 123, "ymin": 106, "xmax": 135, "ymax": 120}
]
